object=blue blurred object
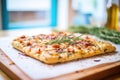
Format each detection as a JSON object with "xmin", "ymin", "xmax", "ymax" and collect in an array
[
  {"xmin": 72, "ymin": 11, "xmax": 92, "ymax": 25},
  {"xmin": 1, "ymin": 0, "xmax": 57, "ymax": 30}
]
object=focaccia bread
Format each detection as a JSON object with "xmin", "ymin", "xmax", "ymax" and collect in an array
[{"xmin": 11, "ymin": 32, "xmax": 116, "ymax": 64}]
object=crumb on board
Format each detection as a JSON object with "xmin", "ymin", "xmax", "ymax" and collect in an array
[
  {"xmin": 18, "ymin": 52, "xmax": 28, "ymax": 56},
  {"xmin": 94, "ymin": 59, "xmax": 101, "ymax": 62},
  {"xmin": 75, "ymin": 71, "xmax": 79, "ymax": 73},
  {"xmin": 9, "ymin": 62, "xmax": 15, "ymax": 65}
]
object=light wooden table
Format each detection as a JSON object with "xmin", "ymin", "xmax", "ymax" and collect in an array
[{"xmin": 0, "ymin": 70, "xmax": 11, "ymax": 80}]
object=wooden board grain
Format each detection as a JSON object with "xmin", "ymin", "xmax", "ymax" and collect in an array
[
  {"xmin": 0, "ymin": 48, "xmax": 120, "ymax": 80},
  {"xmin": 0, "ymin": 49, "xmax": 32, "ymax": 80},
  {"xmin": 49, "ymin": 61, "xmax": 120, "ymax": 80}
]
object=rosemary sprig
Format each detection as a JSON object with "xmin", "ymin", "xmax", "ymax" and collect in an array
[
  {"xmin": 68, "ymin": 26, "xmax": 120, "ymax": 44},
  {"xmin": 48, "ymin": 35, "xmax": 83, "ymax": 45}
]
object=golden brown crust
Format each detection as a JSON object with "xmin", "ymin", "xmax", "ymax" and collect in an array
[{"xmin": 11, "ymin": 32, "xmax": 116, "ymax": 64}]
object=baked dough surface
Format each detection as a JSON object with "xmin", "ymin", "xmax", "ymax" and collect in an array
[{"xmin": 12, "ymin": 32, "xmax": 116, "ymax": 64}]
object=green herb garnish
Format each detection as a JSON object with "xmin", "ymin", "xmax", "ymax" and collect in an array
[
  {"xmin": 68, "ymin": 26, "xmax": 120, "ymax": 44},
  {"xmin": 48, "ymin": 35, "xmax": 83, "ymax": 45}
]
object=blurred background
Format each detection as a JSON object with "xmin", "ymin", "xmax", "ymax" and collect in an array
[{"xmin": 0, "ymin": 0, "xmax": 119, "ymax": 36}]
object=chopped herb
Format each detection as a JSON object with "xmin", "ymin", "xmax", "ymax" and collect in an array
[{"xmin": 67, "ymin": 52, "xmax": 72, "ymax": 57}]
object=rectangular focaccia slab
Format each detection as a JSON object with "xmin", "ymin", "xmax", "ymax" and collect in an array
[{"xmin": 11, "ymin": 32, "xmax": 116, "ymax": 64}]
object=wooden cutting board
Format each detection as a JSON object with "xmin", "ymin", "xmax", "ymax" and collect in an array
[
  {"xmin": 0, "ymin": 49, "xmax": 120, "ymax": 80},
  {"xmin": 0, "ymin": 37, "xmax": 120, "ymax": 80}
]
